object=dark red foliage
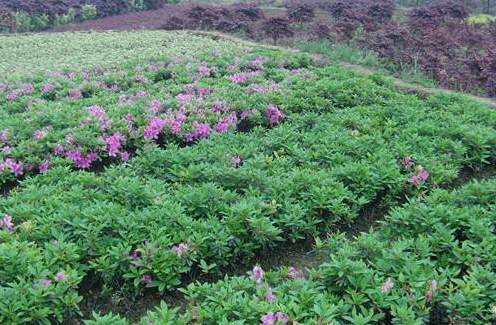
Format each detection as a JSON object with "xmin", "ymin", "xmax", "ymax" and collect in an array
[
  {"xmin": 287, "ymin": 3, "xmax": 315, "ymax": 24},
  {"xmin": 263, "ymin": 17, "xmax": 294, "ymax": 43}
]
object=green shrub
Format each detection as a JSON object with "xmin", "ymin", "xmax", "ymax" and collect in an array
[{"xmin": 81, "ymin": 4, "xmax": 98, "ymax": 21}]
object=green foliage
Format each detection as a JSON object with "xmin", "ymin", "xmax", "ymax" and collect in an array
[{"xmin": 81, "ymin": 5, "xmax": 98, "ymax": 21}]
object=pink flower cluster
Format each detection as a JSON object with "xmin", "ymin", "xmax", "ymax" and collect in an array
[
  {"xmin": 171, "ymin": 243, "xmax": 191, "ymax": 257},
  {"xmin": 248, "ymin": 57, "xmax": 266, "ymax": 69},
  {"xmin": 41, "ymin": 83, "xmax": 55, "ymax": 94},
  {"xmin": 381, "ymin": 277, "xmax": 394, "ymax": 294},
  {"xmin": 425, "ymin": 279, "xmax": 437, "ymax": 303},
  {"xmin": 227, "ymin": 71, "xmax": 259, "ymax": 84},
  {"xmin": 68, "ymin": 89, "xmax": 83, "ymax": 100},
  {"xmin": 0, "ymin": 214, "xmax": 14, "ymax": 232},
  {"xmin": 105, "ymin": 132, "xmax": 124, "ymax": 157},
  {"xmin": 185, "ymin": 121, "xmax": 211, "ymax": 143},
  {"xmin": 144, "ymin": 116, "xmax": 167, "ymax": 140},
  {"xmin": 0, "ymin": 159, "xmax": 23, "ymax": 176},
  {"xmin": 252, "ymin": 266, "xmax": 264, "ymax": 283},
  {"xmin": 287, "ymin": 267, "xmax": 305, "ymax": 280},
  {"xmin": 261, "ymin": 312, "xmax": 289, "ymax": 325},
  {"xmin": 65, "ymin": 149, "xmax": 97, "ymax": 169},
  {"xmin": 214, "ymin": 112, "xmax": 238, "ymax": 133},
  {"xmin": 266, "ymin": 105, "xmax": 285, "ymax": 125},
  {"xmin": 33, "ymin": 130, "xmax": 48, "ymax": 140},
  {"xmin": 408, "ymin": 166, "xmax": 430, "ymax": 187}
]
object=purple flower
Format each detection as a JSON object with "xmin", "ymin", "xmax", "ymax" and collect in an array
[
  {"xmin": 0, "ymin": 83, "xmax": 7, "ymax": 92},
  {"xmin": 171, "ymin": 243, "xmax": 191, "ymax": 257},
  {"xmin": 402, "ymin": 156, "xmax": 413, "ymax": 170},
  {"xmin": 198, "ymin": 64, "xmax": 211, "ymax": 77},
  {"xmin": 266, "ymin": 105, "xmax": 285, "ymax": 125},
  {"xmin": 252, "ymin": 266, "xmax": 264, "ymax": 283},
  {"xmin": 425, "ymin": 290, "xmax": 433, "ymax": 303},
  {"xmin": 2, "ymin": 145, "xmax": 11, "ymax": 155},
  {"xmin": 381, "ymin": 278, "xmax": 394, "ymax": 294},
  {"xmin": 192, "ymin": 121, "xmax": 211, "ymax": 140},
  {"xmin": 408, "ymin": 175, "xmax": 420, "ymax": 187},
  {"xmin": 54, "ymin": 271, "xmax": 67, "ymax": 282},
  {"xmin": 227, "ymin": 65, "xmax": 238, "ymax": 71},
  {"xmin": 266, "ymin": 287, "xmax": 276, "ymax": 303},
  {"xmin": 142, "ymin": 275, "xmax": 152, "ymax": 285},
  {"xmin": 1, "ymin": 214, "xmax": 14, "ymax": 232},
  {"xmin": 33, "ymin": 130, "xmax": 48, "ymax": 140},
  {"xmin": 429, "ymin": 279, "xmax": 437, "ymax": 291},
  {"xmin": 39, "ymin": 160, "xmax": 50, "ymax": 173},
  {"xmin": 68, "ymin": 89, "xmax": 83, "ymax": 100}
]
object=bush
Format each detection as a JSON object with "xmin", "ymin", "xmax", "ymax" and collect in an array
[
  {"xmin": 262, "ymin": 17, "xmax": 294, "ymax": 43},
  {"xmin": 81, "ymin": 4, "xmax": 97, "ymax": 21}
]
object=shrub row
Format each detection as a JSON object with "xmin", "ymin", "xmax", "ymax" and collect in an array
[{"xmin": 150, "ymin": 179, "xmax": 495, "ymax": 324}]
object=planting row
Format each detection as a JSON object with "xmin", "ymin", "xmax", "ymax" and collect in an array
[
  {"xmin": 1, "ymin": 85, "xmax": 495, "ymax": 322},
  {"xmin": 105, "ymin": 179, "xmax": 494, "ymax": 324}
]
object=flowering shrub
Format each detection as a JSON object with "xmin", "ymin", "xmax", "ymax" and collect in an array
[
  {"xmin": 1, "ymin": 31, "xmax": 496, "ymax": 324},
  {"xmin": 166, "ymin": 180, "xmax": 496, "ymax": 324}
]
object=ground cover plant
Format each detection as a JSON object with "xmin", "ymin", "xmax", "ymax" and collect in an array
[{"xmin": 1, "ymin": 29, "xmax": 496, "ymax": 323}]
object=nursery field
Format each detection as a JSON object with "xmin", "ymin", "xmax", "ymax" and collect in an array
[{"xmin": 1, "ymin": 30, "xmax": 496, "ymax": 324}]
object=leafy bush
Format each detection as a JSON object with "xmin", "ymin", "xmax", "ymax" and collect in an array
[{"xmin": 81, "ymin": 4, "xmax": 97, "ymax": 21}]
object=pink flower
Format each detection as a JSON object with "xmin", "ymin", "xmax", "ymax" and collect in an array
[
  {"xmin": 0, "ymin": 130, "xmax": 9, "ymax": 142},
  {"xmin": 105, "ymin": 132, "xmax": 124, "ymax": 157},
  {"xmin": 54, "ymin": 271, "xmax": 67, "ymax": 282},
  {"xmin": 381, "ymin": 278, "xmax": 394, "ymax": 294},
  {"xmin": 39, "ymin": 160, "xmax": 50, "ymax": 173},
  {"xmin": 121, "ymin": 151, "xmax": 130, "ymax": 162},
  {"xmin": 33, "ymin": 130, "xmax": 48, "ymax": 140},
  {"xmin": 21, "ymin": 83, "xmax": 34, "ymax": 95},
  {"xmin": 266, "ymin": 105, "xmax": 285, "ymax": 125},
  {"xmin": 2, "ymin": 145, "xmax": 11, "ymax": 155},
  {"xmin": 227, "ymin": 65, "xmax": 238, "ymax": 71},
  {"xmin": 1, "ymin": 214, "xmax": 14, "ymax": 232},
  {"xmin": 408, "ymin": 175, "xmax": 420, "ymax": 187},
  {"xmin": 149, "ymin": 99, "xmax": 162, "ymax": 113},
  {"xmin": 266, "ymin": 287, "xmax": 276, "ymax": 303},
  {"xmin": 228, "ymin": 73, "xmax": 248, "ymax": 84},
  {"xmin": 6, "ymin": 92, "xmax": 17, "ymax": 101},
  {"xmin": 231, "ymin": 155, "xmax": 241, "ymax": 168},
  {"xmin": 425, "ymin": 289, "xmax": 433, "ymax": 303},
  {"xmin": 198, "ymin": 65, "xmax": 211, "ymax": 77},
  {"xmin": 287, "ymin": 267, "xmax": 304, "ymax": 280},
  {"xmin": 429, "ymin": 279, "xmax": 437, "ymax": 291},
  {"xmin": 252, "ymin": 266, "xmax": 264, "ymax": 283},
  {"xmin": 261, "ymin": 312, "xmax": 277, "ymax": 325},
  {"xmin": 171, "ymin": 243, "xmax": 191, "ymax": 257},
  {"xmin": 275, "ymin": 312, "xmax": 289, "ymax": 324},
  {"xmin": 402, "ymin": 156, "xmax": 413, "ymax": 170},
  {"xmin": 418, "ymin": 168, "xmax": 429, "ymax": 181},
  {"xmin": 130, "ymin": 249, "xmax": 141, "ymax": 261},
  {"xmin": 0, "ymin": 83, "xmax": 7, "ymax": 92},
  {"xmin": 248, "ymin": 57, "xmax": 266, "ymax": 69},
  {"xmin": 10, "ymin": 162, "xmax": 23, "ymax": 176},
  {"xmin": 191, "ymin": 121, "xmax": 211, "ymax": 140},
  {"xmin": 68, "ymin": 89, "xmax": 82, "ymax": 100},
  {"xmin": 176, "ymin": 93, "xmax": 193, "ymax": 105},
  {"xmin": 88, "ymin": 105, "xmax": 106, "ymax": 119},
  {"xmin": 53, "ymin": 145, "xmax": 65, "ymax": 155},
  {"xmin": 143, "ymin": 116, "xmax": 167, "ymax": 140},
  {"xmin": 41, "ymin": 84, "xmax": 55, "ymax": 94},
  {"xmin": 142, "ymin": 275, "xmax": 152, "ymax": 284},
  {"xmin": 41, "ymin": 279, "xmax": 52, "ymax": 288}
]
